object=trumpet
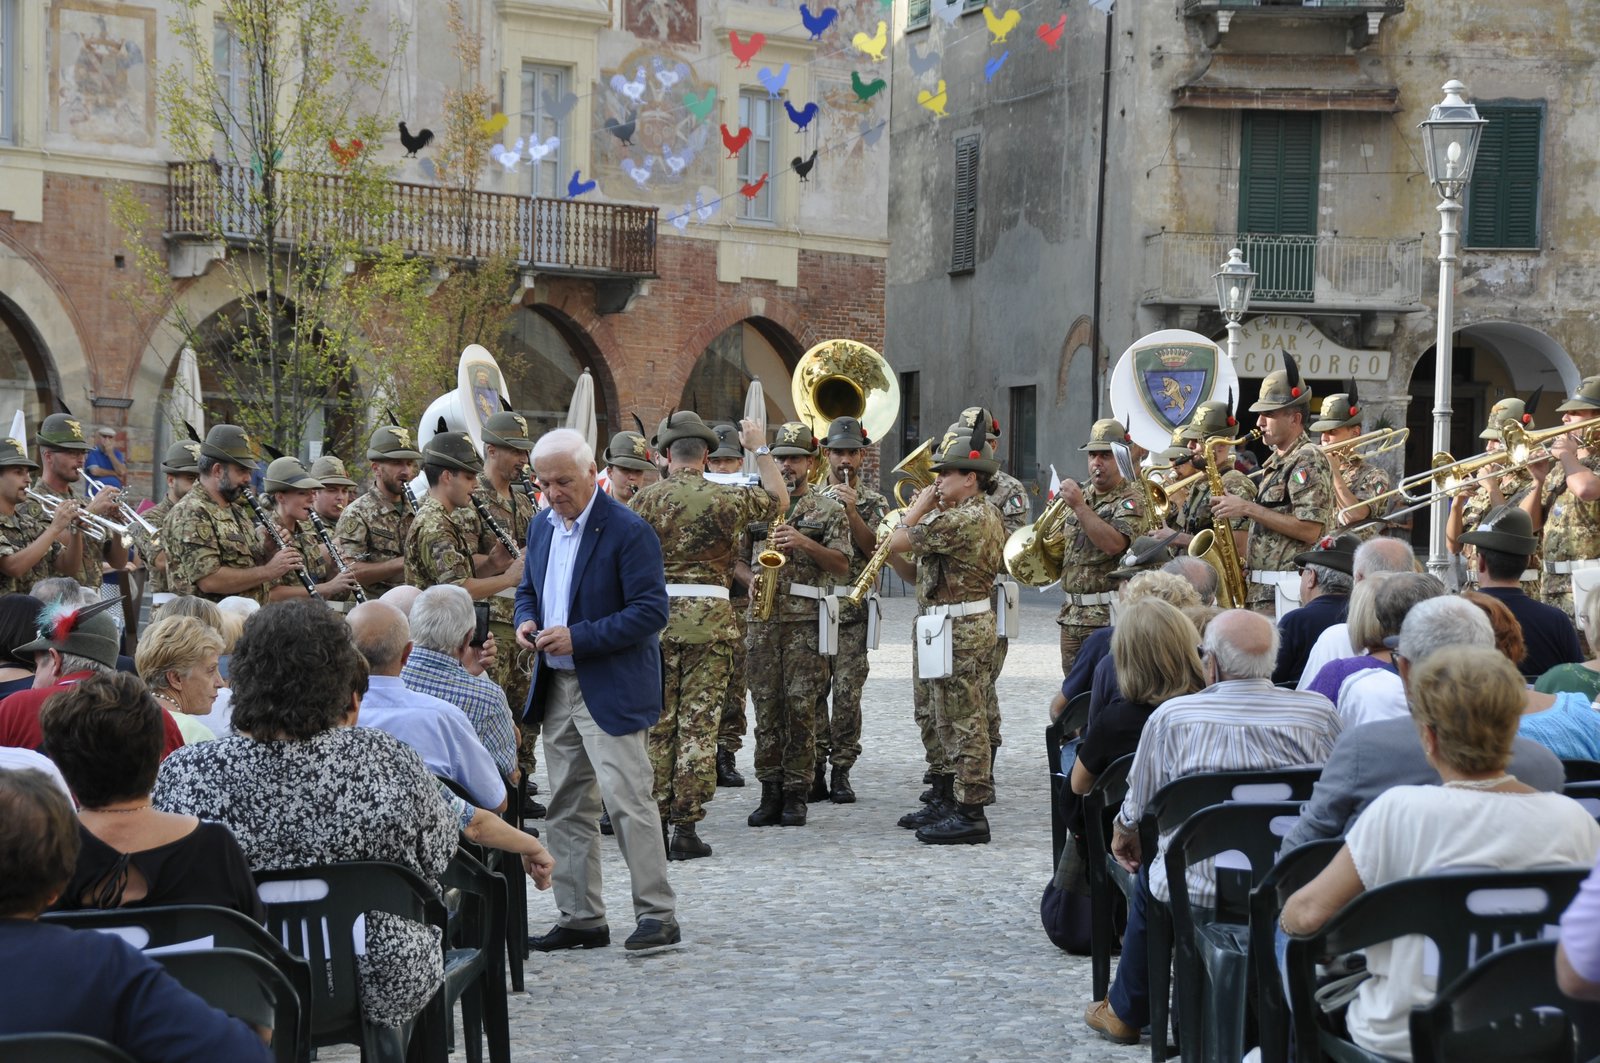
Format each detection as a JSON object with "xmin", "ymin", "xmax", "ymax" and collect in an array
[
  {"xmin": 751, "ymin": 523, "xmax": 788, "ymax": 621},
  {"xmin": 84, "ymin": 475, "xmax": 159, "ymax": 545},
  {"xmin": 26, "ymin": 488, "xmax": 128, "ymax": 544},
  {"xmin": 1320, "ymin": 426, "xmax": 1411, "ymax": 458},
  {"xmin": 1500, "ymin": 415, "xmax": 1600, "ymax": 465}
]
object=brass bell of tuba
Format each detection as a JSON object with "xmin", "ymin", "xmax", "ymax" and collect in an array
[
  {"xmin": 792, "ymin": 339, "xmax": 901, "ymax": 487},
  {"xmin": 890, "ymin": 439, "xmax": 937, "ymax": 508},
  {"xmin": 1003, "ymin": 493, "xmax": 1071, "ymax": 587}
]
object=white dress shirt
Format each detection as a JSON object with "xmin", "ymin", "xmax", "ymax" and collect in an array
[{"xmin": 538, "ymin": 489, "xmax": 599, "ymax": 671}]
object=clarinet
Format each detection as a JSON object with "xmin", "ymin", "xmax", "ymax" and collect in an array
[
  {"xmin": 309, "ymin": 510, "xmax": 368, "ymax": 603},
  {"xmin": 471, "ymin": 495, "xmax": 522, "ymax": 558},
  {"xmin": 243, "ymin": 489, "xmax": 319, "ymax": 598}
]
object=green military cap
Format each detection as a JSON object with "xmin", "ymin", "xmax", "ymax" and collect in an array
[
  {"xmin": 1459, "ymin": 504, "xmax": 1539, "ymax": 556},
  {"xmin": 263, "ymin": 456, "xmax": 322, "ymax": 492},
  {"xmin": 1309, "ymin": 393, "xmax": 1362, "ymax": 433},
  {"xmin": 37, "ymin": 413, "xmax": 90, "ymax": 452},
  {"xmin": 1249, "ymin": 352, "xmax": 1312, "ymax": 412},
  {"xmin": 770, "ymin": 421, "xmax": 819, "ymax": 457},
  {"xmin": 1556, "ymin": 376, "xmax": 1600, "ymax": 413},
  {"xmin": 199, "ymin": 424, "xmax": 258, "ymax": 467},
  {"xmin": 603, "ymin": 431, "xmax": 655, "ymax": 472},
  {"xmin": 482, "ymin": 411, "xmax": 533, "ymax": 451},
  {"xmin": 367, "ymin": 425, "xmax": 423, "ymax": 461},
  {"xmin": 1079, "ymin": 418, "xmax": 1130, "ymax": 454},
  {"xmin": 1152, "ymin": 427, "xmax": 1192, "ymax": 468},
  {"xmin": 655, "ymin": 411, "xmax": 720, "ymax": 449},
  {"xmin": 957, "ymin": 407, "xmax": 1001, "ymax": 441},
  {"xmin": 709, "ymin": 424, "xmax": 744, "ymax": 461},
  {"xmin": 1181, "ymin": 400, "xmax": 1239, "ymax": 442},
  {"xmin": 423, "ymin": 431, "xmax": 484, "ymax": 474},
  {"xmin": 0, "ymin": 436, "xmax": 39, "ymax": 470},
  {"xmin": 929, "ymin": 416, "xmax": 999, "ymax": 475},
  {"xmin": 14, "ymin": 598, "xmax": 122, "ymax": 669},
  {"xmin": 1108, "ymin": 532, "xmax": 1180, "ymax": 581},
  {"xmin": 823, "ymin": 415, "xmax": 872, "ymax": 450},
  {"xmin": 308, "ymin": 455, "xmax": 357, "ymax": 486},
  {"xmin": 162, "ymin": 440, "xmax": 201, "ymax": 474},
  {"xmin": 1480, "ymin": 397, "xmax": 1530, "ymax": 440}
]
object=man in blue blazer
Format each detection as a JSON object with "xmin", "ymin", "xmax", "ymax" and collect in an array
[{"xmin": 514, "ymin": 428, "xmax": 677, "ymax": 953}]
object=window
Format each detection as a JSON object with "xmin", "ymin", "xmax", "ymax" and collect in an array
[
  {"xmin": 1238, "ymin": 111, "xmax": 1320, "ymax": 299},
  {"xmin": 520, "ymin": 64, "xmax": 569, "ymax": 200},
  {"xmin": 908, "ymin": 0, "xmax": 930, "ymax": 30},
  {"xmin": 737, "ymin": 91, "xmax": 775, "ymax": 221},
  {"xmin": 213, "ymin": 20, "xmax": 249, "ymax": 157},
  {"xmin": 1008, "ymin": 385, "xmax": 1037, "ymax": 485},
  {"xmin": 0, "ymin": 0, "xmax": 15, "ymax": 144},
  {"xmin": 1466, "ymin": 104, "xmax": 1543, "ymax": 250},
  {"xmin": 950, "ymin": 134, "xmax": 979, "ymax": 274},
  {"xmin": 899, "ymin": 371, "xmax": 920, "ymax": 457}
]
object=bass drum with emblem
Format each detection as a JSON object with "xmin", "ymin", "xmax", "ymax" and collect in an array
[
  {"xmin": 410, "ymin": 344, "xmax": 516, "ymax": 503},
  {"xmin": 1109, "ymin": 329, "xmax": 1240, "ymax": 457}
]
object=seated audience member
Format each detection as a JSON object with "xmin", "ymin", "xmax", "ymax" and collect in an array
[
  {"xmin": 1537, "ymin": 591, "xmax": 1600, "ymax": 700},
  {"xmin": 31, "ymin": 576, "xmax": 93, "ymax": 607},
  {"xmin": 136, "ymin": 615, "xmax": 226, "ymax": 745},
  {"xmin": 380, "ymin": 584, "xmax": 421, "ymax": 616},
  {"xmin": 0, "ymin": 743, "xmax": 71, "ymax": 798},
  {"xmin": 1335, "ymin": 574, "xmax": 1449, "ymax": 728},
  {"xmin": 1283, "ymin": 594, "xmax": 1563, "ymax": 849},
  {"xmin": 1297, "ymin": 537, "xmax": 1418, "ymax": 690},
  {"xmin": 0, "ymin": 600, "xmax": 183, "ymax": 757},
  {"xmin": 1463, "ymin": 590, "xmax": 1529, "ymax": 671},
  {"xmin": 0, "ymin": 768, "xmax": 270, "ymax": 1060},
  {"xmin": 1460, "ymin": 504, "xmax": 1583, "ymax": 677},
  {"xmin": 0, "ymin": 593, "xmax": 43, "ymax": 696},
  {"xmin": 1463, "ymin": 589, "xmax": 1600, "ymax": 759},
  {"xmin": 1275, "ymin": 534, "xmax": 1358, "ymax": 685},
  {"xmin": 154, "ymin": 599, "xmax": 551, "ymax": 1028},
  {"xmin": 1557, "ymin": 857, "xmax": 1600, "ymax": 1001},
  {"xmin": 213, "ymin": 596, "xmax": 257, "ymax": 683},
  {"xmin": 40, "ymin": 673, "xmax": 261, "ymax": 917},
  {"xmin": 1182, "ymin": 603, "xmax": 1222, "ymax": 637},
  {"xmin": 1052, "ymin": 536, "xmax": 1178, "ymax": 718},
  {"xmin": 1282, "ymin": 648, "xmax": 1600, "ymax": 1061},
  {"xmin": 347, "ymin": 600, "xmax": 508, "ymax": 812},
  {"xmin": 1086, "ymin": 570, "xmax": 1201, "ymax": 716},
  {"xmin": 1162, "ymin": 555, "xmax": 1219, "ymax": 608},
  {"xmin": 1083, "ymin": 609, "xmax": 1340, "ymax": 1045},
  {"xmin": 1304, "ymin": 573, "xmax": 1395, "ymax": 702},
  {"xmin": 151, "ymin": 594, "xmax": 225, "ymax": 629}
]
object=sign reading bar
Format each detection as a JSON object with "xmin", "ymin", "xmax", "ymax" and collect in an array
[{"xmin": 1233, "ymin": 315, "xmax": 1391, "ymax": 382}]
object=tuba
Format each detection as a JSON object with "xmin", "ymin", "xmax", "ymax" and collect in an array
[
  {"xmin": 792, "ymin": 339, "xmax": 900, "ymax": 487},
  {"xmin": 1003, "ymin": 493, "xmax": 1071, "ymax": 587},
  {"xmin": 890, "ymin": 439, "xmax": 936, "ymax": 507},
  {"xmin": 1187, "ymin": 431, "xmax": 1255, "ymax": 609},
  {"xmin": 751, "ymin": 526, "xmax": 788, "ymax": 621}
]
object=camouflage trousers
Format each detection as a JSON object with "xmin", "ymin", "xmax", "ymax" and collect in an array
[
  {"xmin": 985, "ymin": 635, "xmax": 1006, "ymax": 750},
  {"xmin": 747, "ymin": 617, "xmax": 831, "ymax": 791},
  {"xmin": 649, "ymin": 638, "xmax": 733, "ymax": 826},
  {"xmin": 815, "ymin": 619, "xmax": 868, "ymax": 770},
  {"xmin": 489, "ymin": 620, "xmax": 537, "ymax": 778},
  {"xmin": 915, "ymin": 613, "xmax": 997, "ymax": 806},
  {"xmin": 1058, "ymin": 624, "xmax": 1099, "ymax": 679},
  {"xmin": 717, "ymin": 613, "xmax": 751, "ymax": 752}
]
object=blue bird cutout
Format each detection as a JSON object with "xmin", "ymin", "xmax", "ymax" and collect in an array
[
  {"xmin": 985, "ymin": 50, "xmax": 1008, "ymax": 83},
  {"xmin": 567, "ymin": 169, "xmax": 597, "ymax": 198},
  {"xmin": 799, "ymin": 3, "xmax": 838, "ymax": 39},
  {"xmin": 784, "ymin": 100, "xmax": 820, "ymax": 131},
  {"xmin": 758, "ymin": 63, "xmax": 791, "ymax": 98}
]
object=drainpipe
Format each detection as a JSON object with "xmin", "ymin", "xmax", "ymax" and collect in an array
[{"xmin": 1089, "ymin": 7, "xmax": 1114, "ymax": 423}]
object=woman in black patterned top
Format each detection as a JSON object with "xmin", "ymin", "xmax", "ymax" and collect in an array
[{"xmin": 154, "ymin": 599, "xmax": 457, "ymax": 1028}]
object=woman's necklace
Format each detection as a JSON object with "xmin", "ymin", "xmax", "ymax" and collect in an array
[
  {"xmin": 152, "ymin": 691, "xmax": 183, "ymax": 712},
  {"xmin": 1443, "ymin": 774, "xmax": 1516, "ymax": 791},
  {"xmin": 80, "ymin": 803, "xmax": 151, "ymax": 814}
]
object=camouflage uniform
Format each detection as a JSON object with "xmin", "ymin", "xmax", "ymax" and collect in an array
[
  {"xmin": 164, "ymin": 488, "xmax": 268, "ymax": 603},
  {"xmin": 984, "ymin": 470, "xmax": 1029, "ymax": 752},
  {"xmin": 142, "ymin": 495, "xmax": 179, "ymax": 596},
  {"xmin": 1245, "ymin": 433, "xmax": 1334, "ymax": 613},
  {"xmin": 403, "ymin": 496, "xmax": 479, "ymax": 589},
  {"xmin": 1332, "ymin": 453, "xmax": 1394, "ymax": 540},
  {"xmin": 744, "ymin": 490, "xmax": 849, "ymax": 792},
  {"xmin": 1054, "ymin": 478, "xmax": 1143, "ymax": 676},
  {"xmin": 1175, "ymin": 466, "xmax": 1256, "ymax": 536},
  {"xmin": 278, "ymin": 519, "xmax": 336, "ymax": 592},
  {"xmin": 474, "ymin": 470, "xmax": 536, "ymax": 771},
  {"xmin": 334, "ymin": 486, "xmax": 415, "ymax": 597},
  {"xmin": 1536, "ymin": 452, "xmax": 1600, "ymax": 619},
  {"xmin": 0, "ymin": 503, "xmax": 58, "ymax": 595},
  {"xmin": 35, "ymin": 482, "xmax": 100, "ymax": 590},
  {"xmin": 632, "ymin": 468, "xmax": 777, "ymax": 826},
  {"xmin": 814, "ymin": 479, "xmax": 888, "ymax": 771},
  {"xmin": 1460, "ymin": 467, "xmax": 1536, "ymax": 587},
  {"xmin": 719, "ymin": 584, "xmax": 752, "ymax": 752}
]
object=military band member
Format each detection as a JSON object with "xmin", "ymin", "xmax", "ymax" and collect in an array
[
  {"xmin": 1054, "ymin": 418, "xmax": 1143, "ymax": 677},
  {"xmin": 812, "ymin": 415, "xmax": 889, "ymax": 805},
  {"xmin": 1449, "ymin": 398, "xmax": 1537, "ymax": 587},
  {"xmin": 164, "ymin": 425, "xmax": 300, "ymax": 604},
  {"xmin": 143, "ymin": 441, "xmax": 201, "ymax": 601},
  {"xmin": 1170, "ymin": 401, "xmax": 1257, "ymax": 553},
  {"xmin": 885, "ymin": 418, "xmax": 1006, "ymax": 845},
  {"xmin": 309, "ymin": 455, "xmax": 357, "ymax": 525},
  {"xmin": 1211, "ymin": 358, "xmax": 1333, "ymax": 616},
  {"xmin": 739, "ymin": 422, "xmax": 848, "ymax": 830},
  {"xmin": 261, "ymin": 457, "xmax": 358, "ymax": 601},
  {"xmin": 1522, "ymin": 376, "xmax": 1600, "ymax": 631},
  {"xmin": 707, "ymin": 423, "xmax": 752, "ymax": 788},
  {"xmin": 403, "ymin": 432, "xmax": 523, "ymax": 597},
  {"xmin": 0, "ymin": 437, "xmax": 79, "ymax": 594},
  {"xmin": 336, "ymin": 426, "xmax": 423, "ymax": 597},
  {"xmin": 33, "ymin": 413, "xmax": 127, "ymax": 590},
  {"xmin": 1310, "ymin": 391, "xmax": 1394, "ymax": 539},
  {"xmin": 633, "ymin": 412, "xmax": 786, "ymax": 858},
  {"xmin": 601, "ymin": 431, "xmax": 655, "ymax": 505},
  {"xmin": 1152, "ymin": 427, "xmax": 1197, "ymax": 520}
]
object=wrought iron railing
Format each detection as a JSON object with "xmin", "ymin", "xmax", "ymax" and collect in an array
[
  {"xmin": 1182, "ymin": 0, "xmax": 1403, "ymax": 11},
  {"xmin": 1142, "ymin": 231, "xmax": 1424, "ymax": 309},
  {"xmin": 167, "ymin": 161, "xmax": 657, "ymax": 277}
]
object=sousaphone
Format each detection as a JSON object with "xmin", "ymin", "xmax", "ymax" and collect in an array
[{"xmin": 791, "ymin": 339, "xmax": 899, "ymax": 485}]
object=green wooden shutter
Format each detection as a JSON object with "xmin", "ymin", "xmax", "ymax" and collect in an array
[
  {"xmin": 1239, "ymin": 112, "xmax": 1320, "ymax": 299},
  {"xmin": 1468, "ymin": 106, "xmax": 1542, "ymax": 249},
  {"xmin": 951, "ymin": 134, "xmax": 979, "ymax": 274}
]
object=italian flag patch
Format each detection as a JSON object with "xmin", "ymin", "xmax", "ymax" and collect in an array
[
  {"xmin": 1292, "ymin": 469, "xmax": 1309, "ymax": 486},
  {"xmin": 1121, "ymin": 498, "xmax": 1137, "ymax": 511}
]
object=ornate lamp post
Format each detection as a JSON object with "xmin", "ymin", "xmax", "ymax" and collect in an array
[{"xmin": 1213, "ymin": 247, "xmax": 1257, "ymax": 367}]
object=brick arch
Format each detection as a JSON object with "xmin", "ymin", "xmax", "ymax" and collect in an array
[
  {"xmin": 1056, "ymin": 315, "xmax": 1094, "ymax": 407},
  {"xmin": 666, "ymin": 295, "xmax": 817, "ymax": 407},
  {"xmin": 0, "ymin": 231, "xmax": 84, "ymax": 408},
  {"xmin": 515, "ymin": 301, "xmax": 625, "ymax": 437}
]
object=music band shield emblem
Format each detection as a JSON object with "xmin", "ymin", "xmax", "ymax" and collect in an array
[{"xmin": 1134, "ymin": 342, "xmax": 1216, "ymax": 430}]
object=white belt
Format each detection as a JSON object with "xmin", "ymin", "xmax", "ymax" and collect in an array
[
  {"xmin": 1546, "ymin": 560, "xmax": 1600, "ymax": 575},
  {"xmin": 1250, "ymin": 571, "xmax": 1300, "ymax": 587},
  {"xmin": 925, "ymin": 598, "xmax": 992, "ymax": 619},
  {"xmin": 787, "ymin": 583, "xmax": 826, "ymax": 600},
  {"xmin": 993, "ymin": 573, "xmax": 1015, "ymax": 586},
  {"xmin": 1063, "ymin": 591, "xmax": 1115, "ymax": 607},
  {"xmin": 150, "ymin": 592, "xmax": 177, "ymax": 606},
  {"xmin": 666, "ymin": 583, "xmax": 730, "ymax": 599}
]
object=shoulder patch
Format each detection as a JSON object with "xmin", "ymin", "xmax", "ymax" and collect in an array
[
  {"xmin": 1121, "ymin": 498, "xmax": 1137, "ymax": 512},
  {"xmin": 1292, "ymin": 468, "xmax": 1309, "ymax": 486}
]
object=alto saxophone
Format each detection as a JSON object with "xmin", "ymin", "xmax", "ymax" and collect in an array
[
  {"xmin": 751, "ymin": 523, "xmax": 788, "ymax": 621},
  {"xmin": 1187, "ymin": 431, "xmax": 1257, "ymax": 609}
]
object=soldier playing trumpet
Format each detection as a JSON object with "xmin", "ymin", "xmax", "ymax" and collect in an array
[
  {"xmin": 1448, "ymin": 397, "xmax": 1538, "ymax": 588},
  {"xmin": 1310, "ymin": 388, "xmax": 1395, "ymax": 539},
  {"xmin": 1054, "ymin": 418, "xmax": 1144, "ymax": 676},
  {"xmin": 1521, "ymin": 376, "xmax": 1600, "ymax": 636}
]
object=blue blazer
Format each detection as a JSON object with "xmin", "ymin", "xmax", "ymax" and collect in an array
[{"xmin": 514, "ymin": 489, "xmax": 669, "ymax": 736}]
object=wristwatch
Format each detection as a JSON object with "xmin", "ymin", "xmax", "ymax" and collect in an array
[{"xmin": 755, "ymin": 445, "xmax": 771, "ymax": 456}]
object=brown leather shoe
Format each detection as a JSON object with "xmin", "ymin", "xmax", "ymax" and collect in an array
[{"xmin": 1084, "ymin": 1000, "xmax": 1139, "ymax": 1045}]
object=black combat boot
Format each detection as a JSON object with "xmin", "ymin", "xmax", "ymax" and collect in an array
[
  {"xmin": 668, "ymin": 823, "xmax": 713, "ymax": 860},
  {"xmin": 780, "ymin": 787, "xmax": 808, "ymax": 826},
  {"xmin": 829, "ymin": 765, "xmax": 856, "ymax": 804},
  {"xmin": 747, "ymin": 780, "xmax": 784, "ymax": 827},
  {"xmin": 809, "ymin": 760, "xmax": 829, "ymax": 801},
  {"xmin": 899, "ymin": 774, "xmax": 953, "ymax": 829},
  {"xmin": 599, "ymin": 808, "xmax": 613, "ymax": 835},
  {"xmin": 716, "ymin": 746, "xmax": 745, "ymax": 787},
  {"xmin": 916, "ymin": 802, "xmax": 991, "ymax": 845}
]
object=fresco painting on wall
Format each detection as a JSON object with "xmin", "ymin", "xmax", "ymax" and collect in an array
[
  {"xmin": 50, "ymin": 0, "xmax": 157, "ymax": 147},
  {"xmin": 624, "ymin": 0, "xmax": 698, "ymax": 45},
  {"xmin": 595, "ymin": 48, "xmax": 718, "ymax": 203}
]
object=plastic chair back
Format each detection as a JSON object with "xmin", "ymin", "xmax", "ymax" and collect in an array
[
  {"xmin": 1562, "ymin": 781, "xmax": 1600, "ymax": 821},
  {"xmin": 1049, "ymin": 691, "xmax": 1094, "ymax": 867},
  {"xmin": 1082, "ymin": 752, "xmax": 1135, "ymax": 1001},
  {"xmin": 154, "ymin": 947, "xmax": 299, "ymax": 1063},
  {"xmin": 1562, "ymin": 759, "xmax": 1600, "ymax": 783},
  {"xmin": 1250, "ymin": 839, "xmax": 1343, "ymax": 1063},
  {"xmin": 0, "ymin": 1034, "xmax": 137, "ymax": 1062}
]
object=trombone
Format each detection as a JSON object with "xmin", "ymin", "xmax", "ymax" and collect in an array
[
  {"xmin": 26, "ymin": 488, "xmax": 131, "ymax": 544},
  {"xmin": 1242, "ymin": 425, "xmax": 1410, "ymax": 481}
]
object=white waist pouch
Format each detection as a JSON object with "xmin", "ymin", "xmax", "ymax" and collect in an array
[
  {"xmin": 864, "ymin": 593, "xmax": 882, "ymax": 651},
  {"xmin": 1574, "ymin": 568, "xmax": 1600, "ymax": 630},
  {"xmin": 915, "ymin": 611, "xmax": 953, "ymax": 679},
  {"xmin": 994, "ymin": 580, "xmax": 1020, "ymax": 639},
  {"xmin": 817, "ymin": 594, "xmax": 841, "ymax": 656}
]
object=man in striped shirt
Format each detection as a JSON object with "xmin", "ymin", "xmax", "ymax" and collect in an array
[{"xmin": 1085, "ymin": 608, "xmax": 1340, "ymax": 1045}]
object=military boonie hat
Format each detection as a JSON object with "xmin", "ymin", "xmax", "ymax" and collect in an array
[
  {"xmin": 1459, "ymin": 504, "xmax": 1539, "ymax": 556},
  {"xmin": 263, "ymin": 457, "xmax": 323, "ymax": 492},
  {"xmin": 162, "ymin": 441, "xmax": 201, "ymax": 474},
  {"xmin": 1291, "ymin": 533, "xmax": 1361, "ymax": 575},
  {"xmin": 957, "ymin": 407, "xmax": 1001, "ymax": 442},
  {"xmin": 770, "ymin": 421, "xmax": 820, "ymax": 458},
  {"xmin": 929, "ymin": 415, "xmax": 1000, "ymax": 475},
  {"xmin": 708, "ymin": 424, "xmax": 744, "ymax": 461},
  {"xmin": 1108, "ymin": 532, "xmax": 1180, "ymax": 581},
  {"xmin": 1481, "ymin": 397, "xmax": 1531, "ymax": 440},
  {"xmin": 1309, "ymin": 393, "xmax": 1362, "ymax": 433},
  {"xmin": 0, "ymin": 437, "xmax": 39, "ymax": 470},
  {"xmin": 1182, "ymin": 400, "xmax": 1240, "ymax": 442},
  {"xmin": 655, "ymin": 411, "xmax": 720, "ymax": 450},
  {"xmin": 603, "ymin": 431, "xmax": 655, "ymax": 472},
  {"xmin": 309, "ymin": 455, "xmax": 357, "ymax": 486},
  {"xmin": 199, "ymin": 424, "xmax": 258, "ymax": 467},
  {"xmin": 423, "ymin": 431, "xmax": 484, "ymax": 474},
  {"xmin": 1152, "ymin": 427, "xmax": 1191, "ymax": 468},
  {"xmin": 1556, "ymin": 376, "xmax": 1600, "ymax": 413},
  {"xmin": 1080, "ymin": 418, "xmax": 1130, "ymax": 454},
  {"xmin": 1249, "ymin": 352, "xmax": 1313, "ymax": 413},
  {"xmin": 37, "ymin": 413, "xmax": 90, "ymax": 452},
  {"xmin": 367, "ymin": 425, "xmax": 423, "ymax": 461},
  {"xmin": 482, "ymin": 411, "xmax": 533, "ymax": 451},
  {"xmin": 823, "ymin": 416, "xmax": 871, "ymax": 450}
]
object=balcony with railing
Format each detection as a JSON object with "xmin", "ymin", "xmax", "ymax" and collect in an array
[
  {"xmin": 1142, "ymin": 232, "xmax": 1424, "ymax": 313},
  {"xmin": 166, "ymin": 161, "xmax": 657, "ymax": 278},
  {"xmin": 1182, "ymin": 0, "xmax": 1404, "ymax": 41}
]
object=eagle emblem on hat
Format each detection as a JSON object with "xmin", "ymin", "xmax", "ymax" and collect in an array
[
  {"xmin": 183, "ymin": 443, "xmax": 201, "ymax": 460},
  {"xmin": 631, "ymin": 438, "xmax": 648, "ymax": 458},
  {"xmin": 65, "ymin": 419, "xmax": 83, "ymax": 440},
  {"xmin": 237, "ymin": 431, "xmax": 252, "ymax": 450},
  {"xmin": 512, "ymin": 414, "xmax": 528, "ymax": 436},
  {"xmin": 392, "ymin": 427, "xmax": 412, "ymax": 449},
  {"xmin": 4, "ymin": 438, "xmax": 21, "ymax": 452}
]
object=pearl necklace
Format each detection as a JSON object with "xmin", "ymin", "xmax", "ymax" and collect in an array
[
  {"xmin": 80, "ymin": 804, "xmax": 151, "ymax": 814},
  {"xmin": 1442, "ymin": 774, "xmax": 1516, "ymax": 791},
  {"xmin": 152, "ymin": 691, "xmax": 184, "ymax": 712}
]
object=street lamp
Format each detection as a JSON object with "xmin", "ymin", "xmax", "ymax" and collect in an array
[
  {"xmin": 1419, "ymin": 79, "xmax": 1487, "ymax": 580},
  {"xmin": 1212, "ymin": 247, "xmax": 1257, "ymax": 366}
]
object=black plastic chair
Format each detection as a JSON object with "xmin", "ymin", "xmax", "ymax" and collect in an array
[
  {"xmin": 1250, "ymin": 839, "xmax": 1343, "ymax": 1063},
  {"xmin": 439, "ymin": 772, "xmax": 527, "ymax": 995},
  {"xmin": 1048, "ymin": 690, "xmax": 1094, "ymax": 868},
  {"xmin": 433, "ymin": 847, "xmax": 510, "ymax": 1063},
  {"xmin": 1163, "ymin": 801, "xmax": 1304, "ymax": 1063},
  {"xmin": 1285, "ymin": 867, "xmax": 1588, "ymax": 1063},
  {"xmin": 0, "ymin": 1034, "xmax": 136, "ymax": 1062},
  {"xmin": 154, "ymin": 947, "xmax": 300, "ymax": 1063},
  {"xmin": 42, "ymin": 903, "xmax": 312, "ymax": 1063},
  {"xmin": 1564, "ymin": 781, "xmax": 1600, "ymax": 823},
  {"xmin": 1563, "ymin": 759, "xmax": 1600, "ymax": 783},
  {"xmin": 1083, "ymin": 752, "xmax": 1136, "ymax": 1001}
]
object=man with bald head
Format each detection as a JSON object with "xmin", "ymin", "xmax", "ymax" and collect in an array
[
  {"xmin": 1085, "ymin": 608, "xmax": 1340, "ymax": 1044},
  {"xmin": 1294, "ymin": 536, "xmax": 1419, "ymax": 689}
]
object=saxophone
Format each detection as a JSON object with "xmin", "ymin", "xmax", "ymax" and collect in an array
[
  {"xmin": 1186, "ymin": 431, "xmax": 1257, "ymax": 609},
  {"xmin": 751, "ymin": 523, "xmax": 788, "ymax": 621}
]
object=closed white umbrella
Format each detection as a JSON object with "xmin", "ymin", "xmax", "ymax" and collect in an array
[
  {"xmin": 7, "ymin": 410, "xmax": 24, "ymax": 451},
  {"xmin": 741, "ymin": 379, "xmax": 766, "ymax": 477},
  {"xmin": 565, "ymin": 368, "xmax": 598, "ymax": 454},
  {"xmin": 170, "ymin": 345, "xmax": 205, "ymax": 438}
]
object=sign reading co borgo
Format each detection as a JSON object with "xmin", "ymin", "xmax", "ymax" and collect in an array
[{"xmin": 1233, "ymin": 315, "xmax": 1391, "ymax": 382}]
